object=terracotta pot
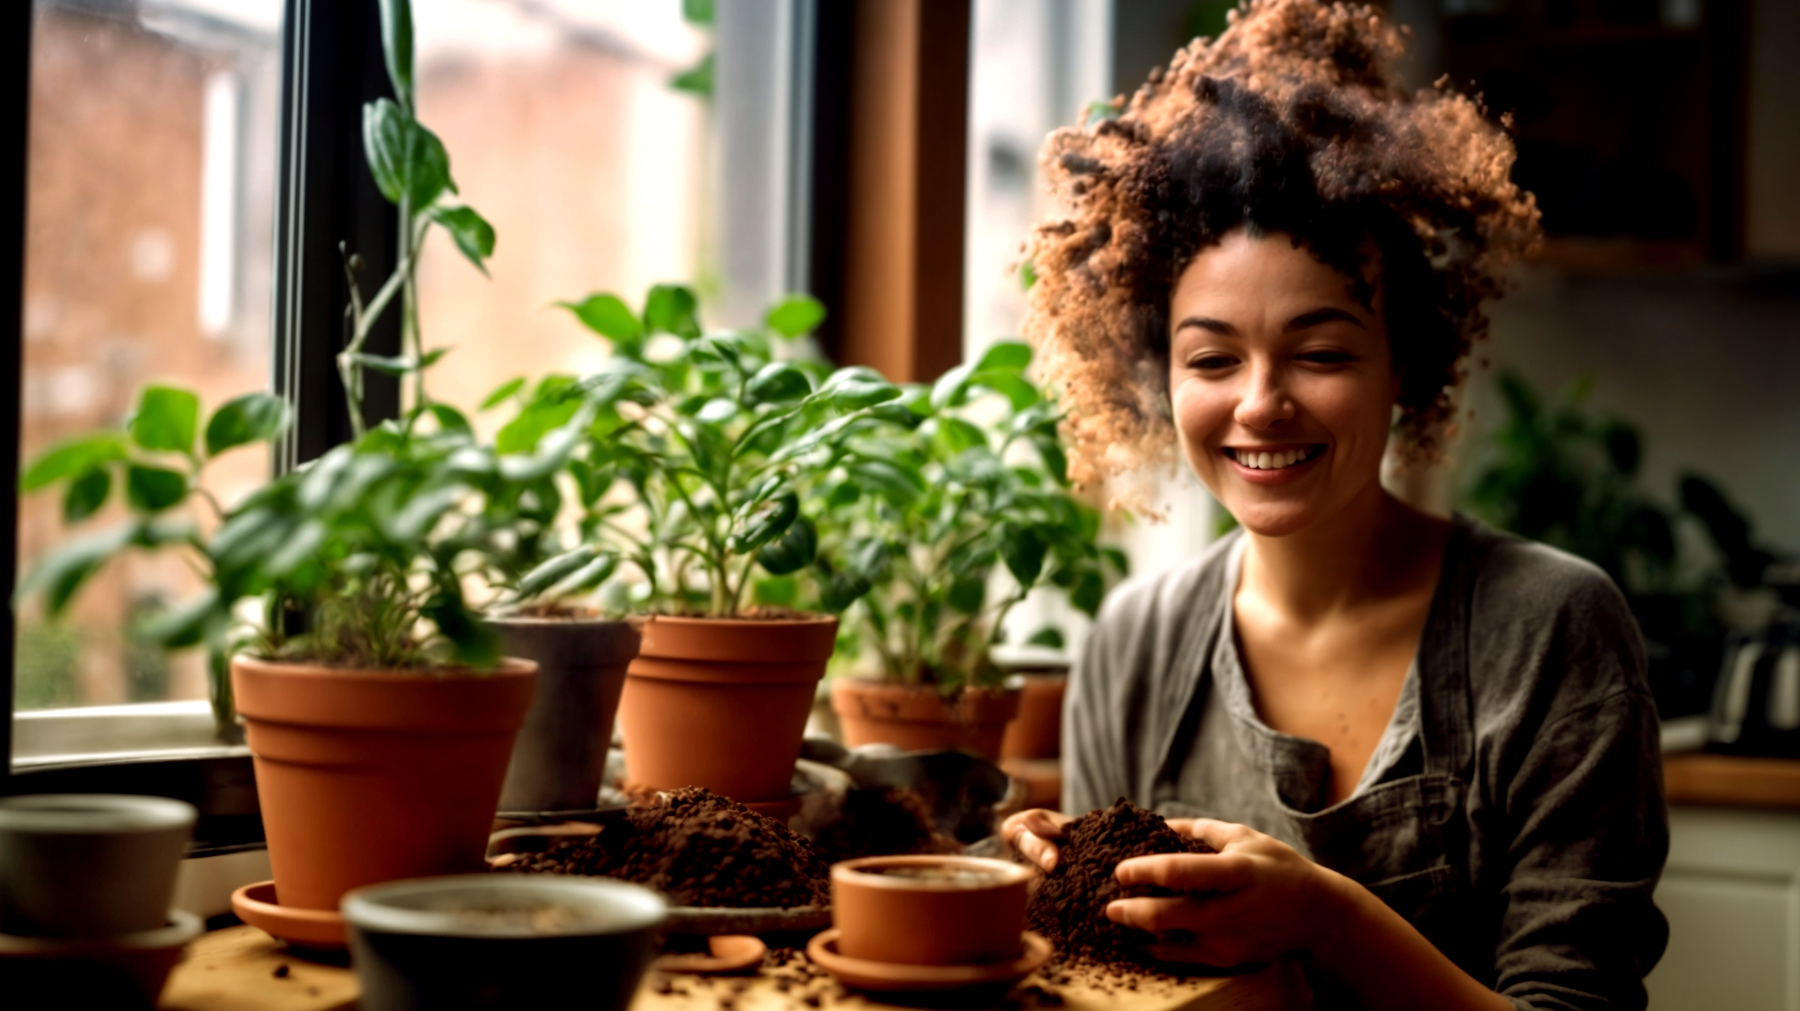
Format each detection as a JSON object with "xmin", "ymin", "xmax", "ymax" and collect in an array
[
  {"xmin": 616, "ymin": 615, "xmax": 836, "ymax": 801},
  {"xmin": 831, "ymin": 856, "xmax": 1031, "ymax": 966},
  {"xmin": 831, "ymin": 680, "xmax": 1021, "ymax": 761},
  {"xmin": 998, "ymin": 673, "xmax": 1067, "ymax": 760},
  {"xmin": 485, "ymin": 616, "xmax": 642, "ymax": 814},
  {"xmin": 232, "ymin": 656, "xmax": 537, "ymax": 913}
]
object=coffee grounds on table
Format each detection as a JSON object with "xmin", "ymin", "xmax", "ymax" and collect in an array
[
  {"xmin": 807, "ymin": 787, "xmax": 961, "ymax": 865},
  {"xmin": 499, "ymin": 787, "xmax": 830, "ymax": 908},
  {"xmin": 1026, "ymin": 799, "xmax": 1214, "ymax": 964}
]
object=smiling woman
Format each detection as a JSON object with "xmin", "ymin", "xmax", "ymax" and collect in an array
[{"xmin": 1003, "ymin": 3, "xmax": 1669, "ymax": 1010}]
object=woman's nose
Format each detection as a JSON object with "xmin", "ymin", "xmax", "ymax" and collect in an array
[{"xmin": 1233, "ymin": 363, "xmax": 1295, "ymax": 429}]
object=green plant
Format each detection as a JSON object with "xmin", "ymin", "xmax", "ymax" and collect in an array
[
  {"xmin": 824, "ymin": 341, "xmax": 1126, "ymax": 692},
  {"xmin": 13, "ymin": 0, "xmax": 513, "ymax": 736},
  {"xmin": 498, "ymin": 285, "xmax": 904, "ymax": 618}
]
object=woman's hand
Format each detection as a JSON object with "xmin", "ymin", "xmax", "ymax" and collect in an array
[
  {"xmin": 1001, "ymin": 808, "xmax": 1074, "ymax": 872},
  {"xmin": 1106, "ymin": 818, "xmax": 1349, "ymax": 967}
]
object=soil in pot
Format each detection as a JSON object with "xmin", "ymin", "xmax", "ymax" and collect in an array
[
  {"xmin": 619, "ymin": 615, "xmax": 836, "ymax": 801},
  {"xmin": 233, "ymin": 656, "xmax": 537, "ymax": 913},
  {"xmin": 497, "ymin": 788, "xmax": 829, "ymax": 909},
  {"xmin": 1025, "ymin": 799, "xmax": 1214, "ymax": 965},
  {"xmin": 831, "ymin": 680, "xmax": 1021, "ymax": 761}
]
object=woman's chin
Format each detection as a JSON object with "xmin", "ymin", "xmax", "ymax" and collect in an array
[{"xmin": 1224, "ymin": 500, "xmax": 1322, "ymax": 539}]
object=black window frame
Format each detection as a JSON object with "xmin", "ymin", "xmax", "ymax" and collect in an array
[{"xmin": 1, "ymin": 0, "xmax": 402, "ymax": 852}]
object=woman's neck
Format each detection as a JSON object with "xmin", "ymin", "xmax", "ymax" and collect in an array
[{"xmin": 1238, "ymin": 486, "xmax": 1448, "ymax": 622}]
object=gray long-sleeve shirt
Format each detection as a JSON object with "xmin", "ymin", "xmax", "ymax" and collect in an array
[{"xmin": 1063, "ymin": 515, "xmax": 1668, "ymax": 1009}]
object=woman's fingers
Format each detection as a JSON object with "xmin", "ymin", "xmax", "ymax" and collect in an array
[
  {"xmin": 1115, "ymin": 852, "xmax": 1253, "ymax": 892},
  {"xmin": 1181, "ymin": 818, "xmax": 1250, "ymax": 851},
  {"xmin": 1105, "ymin": 895, "xmax": 1213, "ymax": 935},
  {"xmin": 1001, "ymin": 809, "xmax": 1071, "ymax": 872}
]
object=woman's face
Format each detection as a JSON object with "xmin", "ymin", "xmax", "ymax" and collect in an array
[{"xmin": 1168, "ymin": 228, "xmax": 1398, "ymax": 538}]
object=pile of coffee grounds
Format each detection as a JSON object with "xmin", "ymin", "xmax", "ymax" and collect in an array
[
  {"xmin": 1026, "ymin": 799, "xmax": 1214, "ymax": 963},
  {"xmin": 806, "ymin": 786, "xmax": 961, "ymax": 865},
  {"xmin": 499, "ymin": 788, "xmax": 829, "ymax": 908}
]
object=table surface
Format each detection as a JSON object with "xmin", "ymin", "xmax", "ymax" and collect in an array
[
  {"xmin": 1664, "ymin": 752, "xmax": 1800, "ymax": 810},
  {"xmin": 157, "ymin": 926, "xmax": 1311, "ymax": 1011}
]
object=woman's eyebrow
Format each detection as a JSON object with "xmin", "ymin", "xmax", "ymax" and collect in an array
[
  {"xmin": 1173, "ymin": 315, "xmax": 1238, "ymax": 336},
  {"xmin": 1285, "ymin": 307, "xmax": 1367, "ymax": 331}
]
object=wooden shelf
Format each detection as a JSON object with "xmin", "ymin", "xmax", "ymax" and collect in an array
[{"xmin": 1664, "ymin": 753, "xmax": 1800, "ymax": 810}]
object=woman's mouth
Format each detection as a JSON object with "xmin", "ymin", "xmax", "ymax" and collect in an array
[{"xmin": 1224, "ymin": 445, "xmax": 1325, "ymax": 471}]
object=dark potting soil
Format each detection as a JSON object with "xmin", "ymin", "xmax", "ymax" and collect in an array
[
  {"xmin": 806, "ymin": 786, "xmax": 961, "ymax": 865},
  {"xmin": 498, "ymin": 787, "xmax": 830, "ymax": 908},
  {"xmin": 1026, "ymin": 799, "xmax": 1214, "ymax": 964}
]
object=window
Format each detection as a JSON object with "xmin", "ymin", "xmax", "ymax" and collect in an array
[{"xmin": 15, "ymin": 0, "xmax": 283, "ymax": 713}]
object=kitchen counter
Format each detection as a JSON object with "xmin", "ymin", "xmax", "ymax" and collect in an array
[
  {"xmin": 1663, "ymin": 752, "xmax": 1800, "ymax": 810},
  {"xmin": 157, "ymin": 925, "xmax": 1311, "ymax": 1011}
]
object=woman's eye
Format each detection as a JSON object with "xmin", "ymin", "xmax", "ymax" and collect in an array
[
  {"xmin": 1299, "ymin": 350, "xmax": 1354, "ymax": 365},
  {"xmin": 1187, "ymin": 354, "xmax": 1236, "ymax": 371}
]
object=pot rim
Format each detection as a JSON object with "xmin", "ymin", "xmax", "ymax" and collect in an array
[
  {"xmin": 831, "ymin": 855, "xmax": 1032, "ymax": 892},
  {"xmin": 640, "ymin": 612, "xmax": 837, "ymax": 628},
  {"xmin": 231, "ymin": 654, "xmax": 538, "ymax": 679},
  {"xmin": 0, "ymin": 793, "xmax": 196, "ymax": 835},
  {"xmin": 481, "ymin": 613, "xmax": 646, "ymax": 629},
  {"xmin": 0, "ymin": 908, "xmax": 201, "ymax": 955},
  {"xmin": 342, "ymin": 874, "xmax": 668, "ymax": 939}
]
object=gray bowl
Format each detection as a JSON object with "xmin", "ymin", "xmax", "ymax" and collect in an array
[
  {"xmin": 342, "ymin": 875, "xmax": 667, "ymax": 1011},
  {"xmin": 0, "ymin": 794, "xmax": 195, "ymax": 937}
]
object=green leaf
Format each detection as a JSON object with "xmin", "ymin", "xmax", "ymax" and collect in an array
[
  {"xmin": 765, "ymin": 295, "xmax": 826, "ymax": 337},
  {"xmin": 384, "ymin": 483, "xmax": 467, "ymax": 543},
  {"xmin": 427, "ymin": 403, "xmax": 472, "ymax": 434},
  {"xmin": 350, "ymin": 347, "xmax": 449, "ymax": 376},
  {"xmin": 377, "ymin": 0, "xmax": 414, "ymax": 107},
  {"xmin": 1019, "ymin": 258, "xmax": 1038, "ymax": 291},
  {"xmin": 1000, "ymin": 524, "xmax": 1048, "ymax": 586},
  {"xmin": 643, "ymin": 284, "xmax": 701, "ymax": 339},
  {"xmin": 137, "ymin": 587, "xmax": 220, "ymax": 648},
  {"xmin": 730, "ymin": 491, "xmax": 799, "ymax": 555},
  {"xmin": 131, "ymin": 386, "xmax": 200, "ymax": 454},
  {"xmin": 425, "ymin": 591, "xmax": 501, "ymax": 669},
  {"xmin": 14, "ymin": 521, "xmax": 139, "ymax": 615},
  {"xmin": 757, "ymin": 516, "xmax": 817, "ymax": 575},
  {"xmin": 947, "ymin": 576, "xmax": 986, "ymax": 614},
  {"xmin": 752, "ymin": 575, "xmax": 797, "ymax": 607},
  {"xmin": 362, "ymin": 98, "xmax": 452, "ymax": 209},
  {"xmin": 558, "ymin": 294, "xmax": 643, "ymax": 349},
  {"xmin": 746, "ymin": 362, "xmax": 813, "ymax": 404},
  {"xmin": 929, "ymin": 362, "xmax": 975, "ymax": 411},
  {"xmin": 496, "ymin": 397, "xmax": 580, "ymax": 455},
  {"xmin": 935, "ymin": 417, "xmax": 989, "ymax": 456},
  {"xmin": 204, "ymin": 393, "xmax": 291, "ymax": 457},
  {"xmin": 480, "ymin": 377, "xmax": 526, "ymax": 410},
  {"xmin": 1100, "ymin": 546, "xmax": 1129, "ymax": 578},
  {"xmin": 971, "ymin": 370, "xmax": 1039, "ymax": 411},
  {"xmin": 669, "ymin": 52, "xmax": 714, "ymax": 97},
  {"xmin": 559, "ymin": 552, "xmax": 620, "ymax": 596},
  {"xmin": 849, "ymin": 458, "xmax": 924, "ymax": 507},
  {"xmin": 1070, "ymin": 569, "xmax": 1105, "ymax": 616},
  {"xmin": 21, "ymin": 433, "xmax": 127, "ymax": 491},
  {"xmin": 682, "ymin": 0, "xmax": 714, "ymax": 24},
  {"xmin": 429, "ymin": 205, "xmax": 495, "ymax": 275},
  {"xmin": 264, "ymin": 520, "xmax": 327, "ymax": 578},
  {"xmin": 125, "ymin": 465, "xmax": 186, "ymax": 513},
  {"xmin": 975, "ymin": 340, "xmax": 1032, "ymax": 373},
  {"xmin": 515, "ymin": 546, "xmax": 603, "ymax": 600},
  {"xmin": 820, "ymin": 569, "xmax": 873, "ymax": 612},
  {"xmin": 810, "ymin": 367, "xmax": 900, "ymax": 412},
  {"xmin": 1025, "ymin": 626, "xmax": 1065, "ymax": 649},
  {"xmin": 62, "ymin": 468, "xmax": 110, "ymax": 522}
]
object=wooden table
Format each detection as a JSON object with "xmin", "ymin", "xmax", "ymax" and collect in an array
[
  {"xmin": 158, "ymin": 926, "xmax": 1310, "ymax": 1011},
  {"xmin": 1664, "ymin": 753, "xmax": 1800, "ymax": 810}
]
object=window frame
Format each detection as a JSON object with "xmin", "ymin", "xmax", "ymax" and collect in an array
[{"xmin": 2, "ymin": 0, "xmax": 400, "ymax": 853}]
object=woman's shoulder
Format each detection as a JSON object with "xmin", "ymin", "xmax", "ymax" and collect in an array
[
  {"xmin": 1096, "ymin": 528, "xmax": 1242, "ymax": 631},
  {"xmin": 1455, "ymin": 515, "xmax": 1652, "ymax": 718}
]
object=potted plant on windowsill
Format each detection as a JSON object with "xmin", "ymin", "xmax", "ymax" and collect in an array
[
  {"xmin": 15, "ymin": 0, "xmax": 538, "ymax": 946},
  {"xmin": 824, "ymin": 342, "xmax": 1126, "ymax": 761},
  {"xmin": 513, "ymin": 286, "xmax": 903, "ymax": 807}
]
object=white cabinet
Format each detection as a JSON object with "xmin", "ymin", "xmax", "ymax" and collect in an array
[{"xmin": 1646, "ymin": 806, "xmax": 1800, "ymax": 1011}]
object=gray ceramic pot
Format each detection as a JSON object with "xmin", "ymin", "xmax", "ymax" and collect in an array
[
  {"xmin": 486, "ymin": 616, "xmax": 642, "ymax": 814},
  {"xmin": 342, "ymin": 874, "xmax": 666, "ymax": 1011},
  {"xmin": 0, "ymin": 794, "xmax": 195, "ymax": 937}
]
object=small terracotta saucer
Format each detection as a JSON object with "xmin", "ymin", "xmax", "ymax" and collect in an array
[
  {"xmin": 654, "ymin": 934, "xmax": 767, "ymax": 975},
  {"xmin": 230, "ymin": 881, "xmax": 346, "ymax": 949},
  {"xmin": 806, "ymin": 929, "xmax": 1051, "ymax": 993}
]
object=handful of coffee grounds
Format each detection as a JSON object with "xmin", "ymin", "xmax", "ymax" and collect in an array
[
  {"xmin": 1026, "ymin": 800, "xmax": 1214, "ymax": 962},
  {"xmin": 501, "ymin": 788, "xmax": 829, "ymax": 908}
]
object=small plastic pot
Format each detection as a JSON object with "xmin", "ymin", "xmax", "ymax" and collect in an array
[
  {"xmin": 342, "ymin": 875, "xmax": 667, "ymax": 1011},
  {"xmin": 0, "ymin": 794, "xmax": 195, "ymax": 937},
  {"xmin": 831, "ymin": 856, "xmax": 1031, "ymax": 966}
]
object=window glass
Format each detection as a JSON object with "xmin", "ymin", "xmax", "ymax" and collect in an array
[
  {"xmin": 15, "ymin": 0, "xmax": 282, "ymax": 709},
  {"xmin": 409, "ymin": 0, "xmax": 708, "ymax": 434}
]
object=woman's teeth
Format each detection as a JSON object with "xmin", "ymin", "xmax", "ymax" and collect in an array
[{"xmin": 1230, "ymin": 447, "xmax": 1316, "ymax": 470}]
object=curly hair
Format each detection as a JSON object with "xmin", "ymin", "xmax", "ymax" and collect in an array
[{"xmin": 1022, "ymin": 0, "xmax": 1541, "ymax": 490}]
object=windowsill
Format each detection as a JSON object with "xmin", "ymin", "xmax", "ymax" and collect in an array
[{"xmin": 12, "ymin": 700, "xmax": 244, "ymax": 770}]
